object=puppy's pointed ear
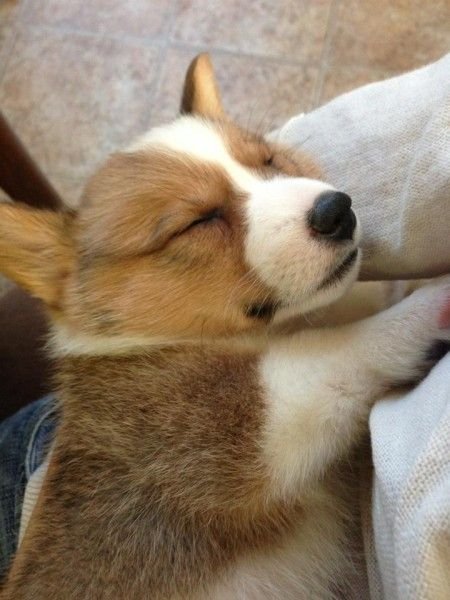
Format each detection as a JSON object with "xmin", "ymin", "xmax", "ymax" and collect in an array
[
  {"xmin": 0, "ymin": 203, "xmax": 74, "ymax": 309},
  {"xmin": 180, "ymin": 53, "xmax": 224, "ymax": 118}
]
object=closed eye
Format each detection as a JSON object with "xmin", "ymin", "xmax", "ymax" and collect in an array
[{"xmin": 183, "ymin": 208, "xmax": 224, "ymax": 233}]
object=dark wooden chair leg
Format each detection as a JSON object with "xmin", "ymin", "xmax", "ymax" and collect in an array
[
  {"xmin": 0, "ymin": 111, "xmax": 62, "ymax": 209},
  {"xmin": 0, "ymin": 288, "xmax": 52, "ymax": 422},
  {"xmin": 0, "ymin": 112, "xmax": 61, "ymax": 419}
]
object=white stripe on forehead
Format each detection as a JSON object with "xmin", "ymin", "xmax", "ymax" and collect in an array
[{"xmin": 127, "ymin": 116, "xmax": 259, "ymax": 192}]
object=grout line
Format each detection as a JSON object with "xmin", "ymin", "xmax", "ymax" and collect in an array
[
  {"xmin": 144, "ymin": 0, "xmax": 180, "ymax": 126},
  {"xmin": 164, "ymin": 0, "xmax": 179, "ymax": 40},
  {"xmin": 17, "ymin": 22, "xmax": 328, "ymax": 69},
  {"xmin": 311, "ymin": 0, "xmax": 340, "ymax": 109},
  {"xmin": 169, "ymin": 40, "xmax": 319, "ymax": 67},
  {"xmin": 21, "ymin": 22, "xmax": 165, "ymax": 47}
]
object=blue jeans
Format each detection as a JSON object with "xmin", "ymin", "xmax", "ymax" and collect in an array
[{"xmin": 0, "ymin": 396, "xmax": 57, "ymax": 582}]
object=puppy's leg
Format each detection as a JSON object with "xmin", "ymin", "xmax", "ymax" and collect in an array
[
  {"xmin": 262, "ymin": 277, "xmax": 450, "ymax": 496},
  {"xmin": 277, "ymin": 281, "xmax": 401, "ymax": 333},
  {"xmin": 301, "ymin": 279, "xmax": 432, "ymax": 329}
]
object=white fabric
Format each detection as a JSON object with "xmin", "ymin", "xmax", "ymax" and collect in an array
[
  {"xmin": 276, "ymin": 54, "xmax": 450, "ymax": 599},
  {"xmin": 371, "ymin": 356, "xmax": 450, "ymax": 600},
  {"xmin": 18, "ymin": 457, "xmax": 49, "ymax": 546}
]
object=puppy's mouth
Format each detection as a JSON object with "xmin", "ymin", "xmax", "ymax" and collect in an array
[
  {"xmin": 245, "ymin": 300, "xmax": 280, "ymax": 320},
  {"xmin": 319, "ymin": 249, "xmax": 358, "ymax": 289},
  {"xmin": 245, "ymin": 250, "xmax": 358, "ymax": 322}
]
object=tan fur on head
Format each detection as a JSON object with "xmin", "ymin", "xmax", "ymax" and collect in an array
[{"xmin": 0, "ymin": 88, "xmax": 326, "ymax": 352}]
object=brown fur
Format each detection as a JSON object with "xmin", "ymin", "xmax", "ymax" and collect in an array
[
  {"xmin": 7, "ymin": 349, "xmax": 308, "ymax": 598},
  {"xmin": 217, "ymin": 119, "xmax": 322, "ymax": 180}
]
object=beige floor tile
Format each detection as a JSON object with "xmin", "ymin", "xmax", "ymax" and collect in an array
[
  {"xmin": 328, "ymin": 0, "xmax": 450, "ymax": 72},
  {"xmin": 151, "ymin": 47, "xmax": 318, "ymax": 131},
  {"xmin": 171, "ymin": 0, "xmax": 331, "ymax": 62},
  {"xmin": 0, "ymin": 28, "xmax": 160, "ymax": 179},
  {"xmin": 49, "ymin": 173, "xmax": 86, "ymax": 209},
  {"xmin": 24, "ymin": 0, "xmax": 175, "ymax": 40},
  {"xmin": 0, "ymin": 0, "xmax": 22, "ymax": 69},
  {"xmin": 317, "ymin": 64, "xmax": 395, "ymax": 106}
]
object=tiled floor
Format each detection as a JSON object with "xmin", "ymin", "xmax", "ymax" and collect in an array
[{"xmin": 0, "ymin": 0, "xmax": 449, "ymax": 207}]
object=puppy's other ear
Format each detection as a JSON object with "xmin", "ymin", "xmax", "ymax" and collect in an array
[
  {"xmin": 0, "ymin": 203, "xmax": 74, "ymax": 309},
  {"xmin": 180, "ymin": 53, "xmax": 224, "ymax": 118}
]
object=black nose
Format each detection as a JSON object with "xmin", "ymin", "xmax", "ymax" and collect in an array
[{"xmin": 308, "ymin": 191, "xmax": 356, "ymax": 241}]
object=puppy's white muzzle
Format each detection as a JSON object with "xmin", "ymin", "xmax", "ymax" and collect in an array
[{"xmin": 245, "ymin": 177, "xmax": 361, "ymax": 315}]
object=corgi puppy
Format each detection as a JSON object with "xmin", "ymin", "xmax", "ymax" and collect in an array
[{"xmin": 1, "ymin": 54, "xmax": 449, "ymax": 600}]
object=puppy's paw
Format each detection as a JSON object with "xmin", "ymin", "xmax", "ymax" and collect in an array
[
  {"xmin": 425, "ymin": 339, "xmax": 450, "ymax": 364},
  {"xmin": 372, "ymin": 276, "xmax": 450, "ymax": 384},
  {"xmin": 405, "ymin": 277, "xmax": 450, "ymax": 376}
]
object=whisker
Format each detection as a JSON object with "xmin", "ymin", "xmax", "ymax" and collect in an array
[{"xmin": 288, "ymin": 133, "xmax": 313, "ymax": 150}]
